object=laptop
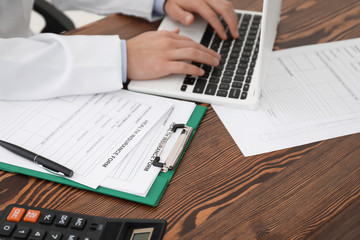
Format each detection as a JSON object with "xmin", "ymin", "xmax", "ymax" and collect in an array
[{"xmin": 128, "ymin": 0, "xmax": 282, "ymax": 109}]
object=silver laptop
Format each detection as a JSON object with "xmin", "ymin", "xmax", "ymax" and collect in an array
[{"xmin": 128, "ymin": 0, "xmax": 282, "ymax": 109}]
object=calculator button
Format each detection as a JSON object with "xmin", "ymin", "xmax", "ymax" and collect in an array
[
  {"xmin": 0, "ymin": 222, "xmax": 16, "ymax": 236},
  {"xmin": 39, "ymin": 213, "xmax": 55, "ymax": 225},
  {"xmin": 7, "ymin": 207, "xmax": 26, "ymax": 222},
  {"xmin": 71, "ymin": 217, "xmax": 87, "ymax": 230},
  {"xmin": 65, "ymin": 234, "xmax": 78, "ymax": 240},
  {"xmin": 24, "ymin": 210, "xmax": 41, "ymax": 223},
  {"xmin": 13, "ymin": 226, "xmax": 30, "ymax": 239},
  {"xmin": 55, "ymin": 215, "xmax": 71, "ymax": 227},
  {"xmin": 89, "ymin": 223, "xmax": 104, "ymax": 231},
  {"xmin": 45, "ymin": 231, "xmax": 63, "ymax": 240},
  {"xmin": 28, "ymin": 229, "xmax": 46, "ymax": 240}
]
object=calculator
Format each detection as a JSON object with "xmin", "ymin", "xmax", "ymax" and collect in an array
[{"xmin": 0, "ymin": 204, "xmax": 167, "ymax": 240}]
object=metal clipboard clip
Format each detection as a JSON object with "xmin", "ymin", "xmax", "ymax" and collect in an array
[{"xmin": 152, "ymin": 124, "xmax": 193, "ymax": 172}]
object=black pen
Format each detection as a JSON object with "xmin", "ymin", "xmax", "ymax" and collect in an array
[{"xmin": 0, "ymin": 140, "xmax": 74, "ymax": 177}]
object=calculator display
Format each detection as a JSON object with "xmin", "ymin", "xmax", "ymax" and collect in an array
[
  {"xmin": 130, "ymin": 227, "xmax": 154, "ymax": 240},
  {"xmin": 132, "ymin": 232, "xmax": 151, "ymax": 240}
]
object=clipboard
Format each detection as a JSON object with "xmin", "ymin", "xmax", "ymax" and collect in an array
[{"xmin": 0, "ymin": 105, "xmax": 207, "ymax": 207}]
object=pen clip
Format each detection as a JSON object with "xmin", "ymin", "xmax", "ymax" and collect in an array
[
  {"xmin": 38, "ymin": 164, "xmax": 65, "ymax": 177},
  {"xmin": 153, "ymin": 124, "xmax": 193, "ymax": 172}
]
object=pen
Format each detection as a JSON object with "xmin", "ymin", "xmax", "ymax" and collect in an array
[{"xmin": 0, "ymin": 140, "xmax": 74, "ymax": 177}]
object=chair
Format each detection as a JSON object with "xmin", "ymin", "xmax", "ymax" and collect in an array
[{"xmin": 33, "ymin": 0, "xmax": 75, "ymax": 34}]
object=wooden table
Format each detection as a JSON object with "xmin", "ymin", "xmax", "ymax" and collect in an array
[{"xmin": 1, "ymin": 0, "xmax": 360, "ymax": 239}]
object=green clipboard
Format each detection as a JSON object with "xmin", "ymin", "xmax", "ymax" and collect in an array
[{"xmin": 0, "ymin": 105, "xmax": 207, "ymax": 207}]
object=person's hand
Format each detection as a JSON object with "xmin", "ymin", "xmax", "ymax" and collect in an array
[
  {"xmin": 164, "ymin": 0, "xmax": 239, "ymax": 40},
  {"xmin": 126, "ymin": 29, "xmax": 221, "ymax": 80}
]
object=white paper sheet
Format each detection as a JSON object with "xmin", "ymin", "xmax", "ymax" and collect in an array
[
  {"xmin": 101, "ymin": 99, "xmax": 195, "ymax": 197},
  {"xmin": 0, "ymin": 90, "xmax": 172, "ymax": 188},
  {"xmin": 213, "ymin": 38, "xmax": 360, "ymax": 156}
]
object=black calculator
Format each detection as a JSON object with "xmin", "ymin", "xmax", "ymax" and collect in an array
[{"xmin": 0, "ymin": 204, "xmax": 167, "ymax": 240}]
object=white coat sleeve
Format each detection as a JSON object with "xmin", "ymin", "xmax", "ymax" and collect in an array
[
  {"xmin": 0, "ymin": 33, "xmax": 123, "ymax": 100},
  {"xmin": 52, "ymin": 0, "xmax": 163, "ymax": 22}
]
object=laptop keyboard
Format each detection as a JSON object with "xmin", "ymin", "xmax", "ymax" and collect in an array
[{"xmin": 181, "ymin": 13, "xmax": 262, "ymax": 100}]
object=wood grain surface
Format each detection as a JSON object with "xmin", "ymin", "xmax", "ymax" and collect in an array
[{"xmin": 1, "ymin": 0, "xmax": 360, "ymax": 239}]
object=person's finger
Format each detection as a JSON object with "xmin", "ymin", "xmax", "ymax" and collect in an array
[
  {"xmin": 208, "ymin": 0, "xmax": 239, "ymax": 38},
  {"xmin": 156, "ymin": 31, "xmax": 221, "ymax": 59},
  {"xmin": 170, "ymin": 48, "xmax": 220, "ymax": 66},
  {"xmin": 191, "ymin": 1, "xmax": 228, "ymax": 40},
  {"xmin": 165, "ymin": 3, "xmax": 194, "ymax": 25},
  {"xmin": 165, "ymin": 61, "xmax": 205, "ymax": 76},
  {"xmin": 171, "ymin": 39, "xmax": 221, "ymax": 59},
  {"xmin": 171, "ymin": 28, "xmax": 181, "ymax": 34},
  {"xmin": 157, "ymin": 30, "xmax": 195, "ymax": 42}
]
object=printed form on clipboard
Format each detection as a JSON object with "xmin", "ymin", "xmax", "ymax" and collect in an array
[
  {"xmin": 101, "ymin": 98, "xmax": 196, "ymax": 197},
  {"xmin": 0, "ymin": 90, "xmax": 196, "ymax": 198}
]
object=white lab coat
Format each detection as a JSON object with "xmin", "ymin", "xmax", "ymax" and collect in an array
[{"xmin": 0, "ymin": 0, "xmax": 161, "ymax": 100}]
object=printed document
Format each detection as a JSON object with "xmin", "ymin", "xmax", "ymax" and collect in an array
[
  {"xmin": 213, "ymin": 38, "xmax": 360, "ymax": 156},
  {"xmin": 101, "ymin": 98, "xmax": 195, "ymax": 197},
  {"xmin": 0, "ymin": 90, "xmax": 172, "ymax": 188}
]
